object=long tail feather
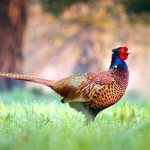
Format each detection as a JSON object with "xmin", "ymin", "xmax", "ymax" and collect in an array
[{"xmin": 0, "ymin": 73, "xmax": 53, "ymax": 87}]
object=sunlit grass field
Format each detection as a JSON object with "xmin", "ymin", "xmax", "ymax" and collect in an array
[{"xmin": 0, "ymin": 89, "xmax": 149, "ymax": 150}]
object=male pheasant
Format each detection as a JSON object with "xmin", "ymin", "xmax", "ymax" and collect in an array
[{"xmin": 0, "ymin": 46, "xmax": 131, "ymax": 121}]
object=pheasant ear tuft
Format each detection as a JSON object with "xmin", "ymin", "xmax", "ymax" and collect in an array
[
  {"xmin": 112, "ymin": 46, "xmax": 128, "ymax": 53},
  {"xmin": 112, "ymin": 48, "xmax": 117, "ymax": 52}
]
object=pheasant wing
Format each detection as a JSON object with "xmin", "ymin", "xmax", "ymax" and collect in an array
[{"xmin": 75, "ymin": 71, "xmax": 114, "ymax": 102}]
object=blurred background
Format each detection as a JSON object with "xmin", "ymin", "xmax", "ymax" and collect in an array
[{"xmin": 0, "ymin": 0, "xmax": 149, "ymax": 100}]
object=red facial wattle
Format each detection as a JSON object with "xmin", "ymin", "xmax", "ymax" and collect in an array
[{"xmin": 118, "ymin": 47, "xmax": 128, "ymax": 60}]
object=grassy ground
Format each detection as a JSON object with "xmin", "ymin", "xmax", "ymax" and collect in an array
[{"xmin": 0, "ymin": 89, "xmax": 149, "ymax": 150}]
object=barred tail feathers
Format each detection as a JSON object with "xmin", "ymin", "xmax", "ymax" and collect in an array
[{"xmin": 0, "ymin": 73, "xmax": 53, "ymax": 87}]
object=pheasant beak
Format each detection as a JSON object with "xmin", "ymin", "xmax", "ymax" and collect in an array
[{"xmin": 126, "ymin": 50, "xmax": 132, "ymax": 55}]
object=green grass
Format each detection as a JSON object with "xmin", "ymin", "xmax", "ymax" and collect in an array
[{"xmin": 0, "ymin": 89, "xmax": 149, "ymax": 150}]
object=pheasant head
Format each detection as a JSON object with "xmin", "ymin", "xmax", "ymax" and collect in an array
[{"xmin": 110, "ymin": 46, "xmax": 132, "ymax": 69}]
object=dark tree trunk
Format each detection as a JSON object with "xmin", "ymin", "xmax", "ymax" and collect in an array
[{"xmin": 0, "ymin": 0, "xmax": 28, "ymax": 90}]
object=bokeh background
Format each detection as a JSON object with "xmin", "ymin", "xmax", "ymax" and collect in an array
[
  {"xmin": 0, "ymin": 1, "xmax": 149, "ymax": 150},
  {"xmin": 0, "ymin": 0, "xmax": 150, "ymax": 100}
]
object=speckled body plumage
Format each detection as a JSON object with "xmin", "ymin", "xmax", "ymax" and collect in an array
[{"xmin": 0, "ymin": 46, "xmax": 131, "ymax": 122}]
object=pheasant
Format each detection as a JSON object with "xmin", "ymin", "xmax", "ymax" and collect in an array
[{"xmin": 0, "ymin": 46, "xmax": 131, "ymax": 121}]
